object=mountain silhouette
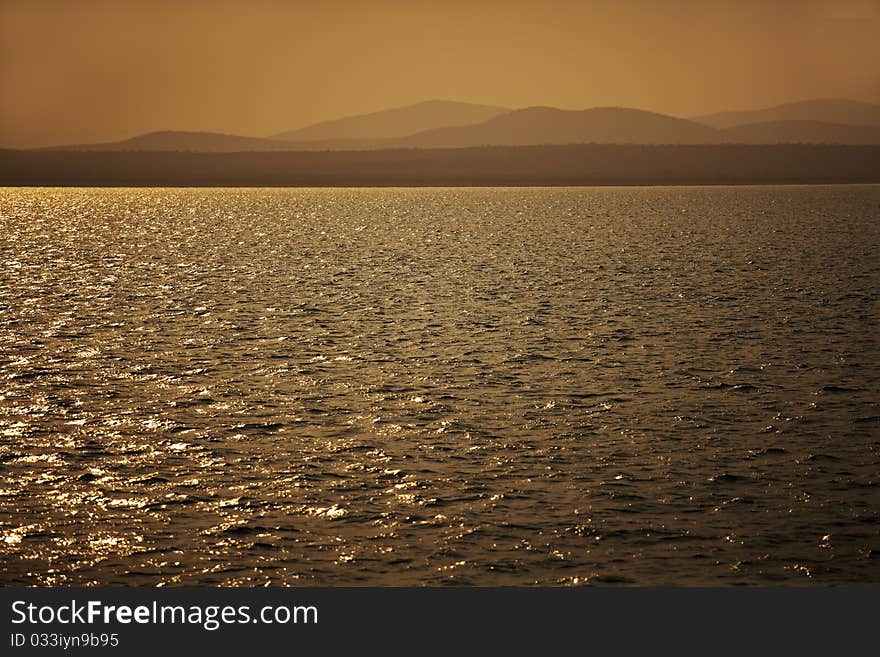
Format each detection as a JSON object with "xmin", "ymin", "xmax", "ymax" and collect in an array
[
  {"xmin": 694, "ymin": 98, "xmax": 880, "ymax": 129},
  {"xmin": 35, "ymin": 107, "xmax": 723, "ymax": 151},
  {"xmin": 270, "ymin": 109, "xmax": 880, "ymax": 149},
  {"xmin": 47, "ymin": 131, "xmax": 297, "ymax": 152},
  {"xmin": 271, "ymin": 100, "xmax": 509, "ymax": 141},
  {"xmin": 33, "ymin": 100, "xmax": 880, "ymax": 152},
  {"xmin": 381, "ymin": 106, "xmax": 720, "ymax": 148}
]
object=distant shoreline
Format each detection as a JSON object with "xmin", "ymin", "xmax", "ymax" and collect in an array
[
  {"xmin": 3, "ymin": 143, "xmax": 879, "ymax": 187},
  {"xmin": 4, "ymin": 181, "xmax": 880, "ymax": 189}
]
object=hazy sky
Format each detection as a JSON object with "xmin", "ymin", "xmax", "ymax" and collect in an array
[{"xmin": 2, "ymin": 0, "xmax": 879, "ymax": 147}]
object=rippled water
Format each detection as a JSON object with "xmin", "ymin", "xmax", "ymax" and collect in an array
[{"xmin": 1, "ymin": 185, "xmax": 878, "ymax": 586}]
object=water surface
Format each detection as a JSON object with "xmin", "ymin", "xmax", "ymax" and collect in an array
[{"xmin": 1, "ymin": 185, "xmax": 878, "ymax": 585}]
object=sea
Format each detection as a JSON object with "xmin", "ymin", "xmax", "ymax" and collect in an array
[{"xmin": 1, "ymin": 185, "xmax": 878, "ymax": 585}]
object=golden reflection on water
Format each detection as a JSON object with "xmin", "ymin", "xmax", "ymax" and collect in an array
[{"xmin": 1, "ymin": 186, "xmax": 879, "ymax": 586}]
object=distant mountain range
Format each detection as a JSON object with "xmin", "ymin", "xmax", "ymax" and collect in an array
[
  {"xmin": 39, "ymin": 98, "xmax": 880, "ymax": 152},
  {"xmin": 270, "ymin": 99, "xmax": 509, "ymax": 141},
  {"xmin": 53, "ymin": 131, "xmax": 300, "ymax": 152},
  {"xmin": 369, "ymin": 106, "xmax": 721, "ymax": 147},
  {"xmin": 693, "ymin": 98, "xmax": 880, "ymax": 129}
]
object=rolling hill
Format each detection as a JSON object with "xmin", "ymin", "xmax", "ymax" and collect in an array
[
  {"xmin": 32, "ymin": 107, "xmax": 725, "ymax": 152},
  {"xmin": 271, "ymin": 99, "xmax": 509, "ymax": 141},
  {"xmin": 45, "ymin": 131, "xmax": 298, "ymax": 152},
  {"xmin": 694, "ymin": 98, "xmax": 880, "ymax": 129},
  {"xmin": 30, "ymin": 100, "xmax": 880, "ymax": 152},
  {"xmin": 381, "ymin": 106, "xmax": 721, "ymax": 148}
]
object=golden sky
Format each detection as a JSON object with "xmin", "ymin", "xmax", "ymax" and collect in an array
[{"xmin": 2, "ymin": 0, "xmax": 879, "ymax": 147}]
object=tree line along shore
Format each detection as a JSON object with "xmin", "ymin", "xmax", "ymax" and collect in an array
[{"xmin": 2, "ymin": 143, "xmax": 879, "ymax": 187}]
